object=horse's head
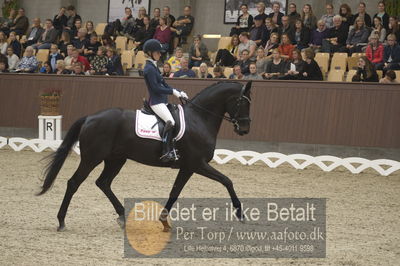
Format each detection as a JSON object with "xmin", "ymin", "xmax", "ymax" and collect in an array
[{"xmin": 226, "ymin": 81, "xmax": 252, "ymax": 136}]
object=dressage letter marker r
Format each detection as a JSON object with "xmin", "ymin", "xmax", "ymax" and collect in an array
[{"xmin": 46, "ymin": 122, "xmax": 53, "ymax": 131}]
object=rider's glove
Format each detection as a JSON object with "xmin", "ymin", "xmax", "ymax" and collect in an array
[
  {"xmin": 172, "ymin": 89, "xmax": 181, "ymax": 98},
  {"xmin": 180, "ymin": 91, "xmax": 189, "ymax": 100}
]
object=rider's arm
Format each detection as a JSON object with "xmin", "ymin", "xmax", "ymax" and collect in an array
[{"xmin": 145, "ymin": 67, "xmax": 173, "ymax": 95}]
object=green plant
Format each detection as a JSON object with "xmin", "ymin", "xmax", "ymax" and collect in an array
[
  {"xmin": 2, "ymin": 0, "xmax": 19, "ymax": 18},
  {"xmin": 40, "ymin": 89, "xmax": 62, "ymax": 97},
  {"xmin": 386, "ymin": 0, "xmax": 400, "ymax": 17}
]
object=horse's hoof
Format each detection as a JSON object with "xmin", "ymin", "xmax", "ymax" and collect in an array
[
  {"xmin": 57, "ymin": 225, "xmax": 66, "ymax": 232},
  {"xmin": 117, "ymin": 215, "xmax": 125, "ymax": 229}
]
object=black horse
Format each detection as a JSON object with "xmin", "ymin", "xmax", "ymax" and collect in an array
[{"xmin": 38, "ymin": 81, "xmax": 252, "ymax": 232}]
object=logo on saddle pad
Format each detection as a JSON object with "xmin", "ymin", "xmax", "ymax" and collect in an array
[{"xmin": 135, "ymin": 105, "xmax": 185, "ymax": 141}]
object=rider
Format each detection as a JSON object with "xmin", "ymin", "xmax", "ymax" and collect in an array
[{"xmin": 142, "ymin": 39, "xmax": 188, "ymax": 162}]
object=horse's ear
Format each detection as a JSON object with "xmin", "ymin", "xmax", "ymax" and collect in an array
[{"xmin": 244, "ymin": 81, "xmax": 252, "ymax": 95}]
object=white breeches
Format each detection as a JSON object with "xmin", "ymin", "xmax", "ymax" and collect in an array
[{"xmin": 150, "ymin": 103, "xmax": 175, "ymax": 126}]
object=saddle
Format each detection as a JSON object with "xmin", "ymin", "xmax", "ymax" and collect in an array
[{"xmin": 135, "ymin": 100, "xmax": 185, "ymax": 142}]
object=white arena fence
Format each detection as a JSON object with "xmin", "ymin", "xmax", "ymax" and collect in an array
[{"xmin": 1, "ymin": 137, "xmax": 400, "ymax": 177}]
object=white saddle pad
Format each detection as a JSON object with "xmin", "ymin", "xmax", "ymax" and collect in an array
[{"xmin": 135, "ymin": 105, "xmax": 185, "ymax": 142}]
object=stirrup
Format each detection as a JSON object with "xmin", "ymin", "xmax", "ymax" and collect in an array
[{"xmin": 160, "ymin": 149, "xmax": 180, "ymax": 162}]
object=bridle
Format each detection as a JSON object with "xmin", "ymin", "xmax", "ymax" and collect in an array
[{"xmin": 181, "ymin": 85, "xmax": 251, "ymax": 131}]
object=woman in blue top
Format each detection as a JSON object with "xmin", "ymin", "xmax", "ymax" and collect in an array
[{"xmin": 142, "ymin": 39, "xmax": 188, "ymax": 162}]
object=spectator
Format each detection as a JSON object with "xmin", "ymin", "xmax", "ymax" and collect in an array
[
  {"xmin": 278, "ymin": 33, "xmax": 295, "ymax": 60},
  {"xmin": 268, "ymin": 2, "xmax": 284, "ymax": 26},
  {"xmin": 71, "ymin": 62, "xmax": 85, "ymax": 75},
  {"xmin": 254, "ymin": 2, "xmax": 267, "ymax": 22},
  {"xmin": 309, "ymin": 20, "xmax": 329, "ymax": 52},
  {"xmin": 189, "ymin": 35, "xmax": 210, "ymax": 68},
  {"xmin": 40, "ymin": 61, "xmax": 53, "ymax": 74},
  {"xmin": 370, "ymin": 17, "xmax": 387, "ymax": 43},
  {"xmin": 72, "ymin": 28, "xmax": 88, "ymax": 54},
  {"xmin": 64, "ymin": 44, "xmax": 74, "ymax": 70},
  {"xmin": 321, "ymin": 4, "xmax": 335, "ymax": 29},
  {"xmin": 48, "ymin": 44, "xmax": 64, "ymax": 72},
  {"xmin": 163, "ymin": 6, "xmax": 175, "ymax": 27},
  {"xmin": 339, "ymin": 4, "xmax": 354, "ymax": 28},
  {"xmin": 53, "ymin": 7, "xmax": 68, "ymax": 34},
  {"xmin": 378, "ymin": 34, "xmax": 400, "ymax": 71},
  {"xmin": 89, "ymin": 46, "xmax": 108, "ymax": 75},
  {"xmin": 301, "ymin": 4, "xmax": 317, "ymax": 30},
  {"xmin": 278, "ymin": 16, "xmax": 295, "ymax": 43},
  {"xmin": 346, "ymin": 17, "xmax": 369, "ymax": 54},
  {"xmin": 238, "ymin": 49, "xmax": 253, "ymax": 75},
  {"xmin": 213, "ymin": 66, "xmax": 226, "ymax": 78},
  {"xmin": 287, "ymin": 3, "xmax": 300, "ymax": 25},
  {"xmin": 244, "ymin": 62, "xmax": 262, "ymax": 80},
  {"xmin": 229, "ymin": 64, "xmax": 244, "ymax": 80},
  {"xmin": 238, "ymin": 32, "xmax": 257, "ymax": 60},
  {"xmin": 365, "ymin": 34, "xmax": 383, "ymax": 65},
  {"xmin": 162, "ymin": 62, "xmax": 173, "ymax": 77},
  {"xmin": 150, "ymin": 8, "xmax": 161, "ymax": 28},
  {"xmin": 136, "ymin": 7, "xmax": 148, "ymax": 28},
  {"xmin": 105, "ymin": 48, "xmax": 123, "ymax": 75},
  {"xmin": 263, "ymin": 49, "xmax": 285, "ymax": 79},
  {"xmin": 302, "ymin": 48, "xmax": 323, "ymax": 80},
  {"xmin": 167, "ymin": 47, "xmax": 184, "ymax": 72},
  {"xmin": 264, "ymin": 32, "xmax": 280, "ymax": 57},
  {"xmin": 173, "ymin": 6, "xmax": 195, "ymax": 46},
  {"xmin": 134, "ymin": 16, "xmax": 155, "ymax": 51},
  {"xmin": 215, "ymin": 35, "xmax": 239, "ymax": 67},
  {"xmin": 280, "ymin": 48, "xmax": 305, "ymax": 80},
  {"xmin": 387, "ymin": 16, "xmax": 400, "ymax": 43},
  {"xmin": 10, "ymin": 8, "xmax": 29, "ymax": 36},
  {"xmin": 293, "ymin": 19, "xmax": 310, "ymax": 50},
  {"xmin": 230, "ymin": 4, "xmax": 253, "ymax": 36},
  {"xmin": 71, "ymin": 48, "xmax": 90, "ymax": 71},
  {"xmin": 265, "ymin": 18, "xmax": 279, "ymax": 42},
  {"xmin": 58, "ymin": 31, "xmax": 71, "ymax": 57},
  {"xmin": 121, "ymin": 7, "xmax": 135, "ymax": 36},
  {"xmin": 6, "ymin": 47, "xmax": 19, "ymax": 70},
  {"xmin": 32, "ymin": 19, "xmax": 58, "ymax": 50},
  {"xmin": 55, "ymin": 59, "xmax": 71, "ymax": 74},
  {"xmin": 16, "ymin": 46, "xmax": 38, "ymax": 72},
  {"xmin": 173, "ymin": 57, "xmax": 196, "ymax": 78},
  {"xmin": 0, "ymin": 8, "xmax": 16, "ymax": 35},
  {"xmin": 65, "ymin": 5, "xmax": 82, "ymax": 32},
  {"xmin": 353, "ymin": 2, "xmax": 372, "ymax": 28},
  {"xmin": 250, "ymin": 16, "xmax": 268, "ymax": 47},
  {"xmin": 322, "ymin": 15, "xmax": 348, "ymax": 53},
  {"xmin": 197, "ymin": 63, "xmax": 212, "ymax": 78},
  {"xmin": 373, "ymin": 1, "xmax": 389, "ymax": 30},
  {"xmin": 154, "ymin": 17, "xmax": 172, "ymax": 52},
  {"xmin": 101, "ymin": 34, "xmax": 115, "ymax": 49},
  {"xmin": 0, "ymin": 61, "xmax": 9, "ymax": 73},
  {"xmin": 71, "ymin": 19, "xmax": 83, "ymax": 39},
  {"xmin": 379, "ymin": 70, "xmax": 397, "ymax": 83},
  {"xmin": 0, "ymin": 31, "xmax": 8, "ymax": 55},
  {"xmin": 22, "ymin": 18, "xmax": 44, "ymax": 48},
  {"xmin": 85, "ymin": 21, "xmax": 96, "ymax": 37},
  {"xmin": 352, "ymin": 56, "xmax": 379, "ymax": 82},
  {"xmin": 8, "ymin": 32, "xmax": 21, "ymax": 58},
  {"xmin": 84, "ymin": 34, "xmax": 101, "ymax": 61},
  {"xmin": 255, "ymin": 47, "xmax": 268, "ymax": 74}
]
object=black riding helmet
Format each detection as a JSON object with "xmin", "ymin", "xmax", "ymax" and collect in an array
[{"xmin": 143, "ymin": 39, "xmax": 165, "ymax": 54}]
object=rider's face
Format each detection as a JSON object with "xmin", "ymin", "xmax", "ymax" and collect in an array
[{"xmin": 152, "ymin": 51, "xmax": 161, "ymax": 61}]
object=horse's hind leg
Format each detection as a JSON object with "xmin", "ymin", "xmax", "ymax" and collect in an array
[
  {"xmin": 95, "ymin": 158, "xmax": 127, "ymax": 228},
  {"xmin": 57, "ymin": 161, "xmax": 99, "ymax": 231}
]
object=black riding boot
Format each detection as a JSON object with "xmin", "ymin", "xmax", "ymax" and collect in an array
[{"xmin": 160, "ymin": 121, "xmax": 179, "ymax": 162}]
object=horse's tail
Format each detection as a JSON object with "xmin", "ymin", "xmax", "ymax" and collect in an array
[{"xmin": 37, "ymin": 116, "xmax": 87, "ymax": 196}]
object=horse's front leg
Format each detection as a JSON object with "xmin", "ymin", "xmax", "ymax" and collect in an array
[
  {"xmin": 160, "ymin": 168, "xmax": 193, "ymax": 232},
  {"xmin": 195, "ymin": 162, "xmax": 244, "ymax": 220}
]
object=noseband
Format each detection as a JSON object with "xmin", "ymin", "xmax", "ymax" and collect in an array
[{"xmin": 182, "ymin": 84, "xmax": 251, "ymax": 131}]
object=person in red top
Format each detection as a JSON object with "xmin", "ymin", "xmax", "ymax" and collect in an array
[
  {"xmin": 365, "ymin": 34, "xmax": 384, "ymax": 64},
  {"xmin": 153, "ymin": 17, "xmax": 172, "ymax": 52},
  {"xmin": 71, "ymin": 48, "xmax": 90, "ymax": 71},
  {"xmin": 278, "ymin": 33, "xmax": 295, "ymax": 60}
]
